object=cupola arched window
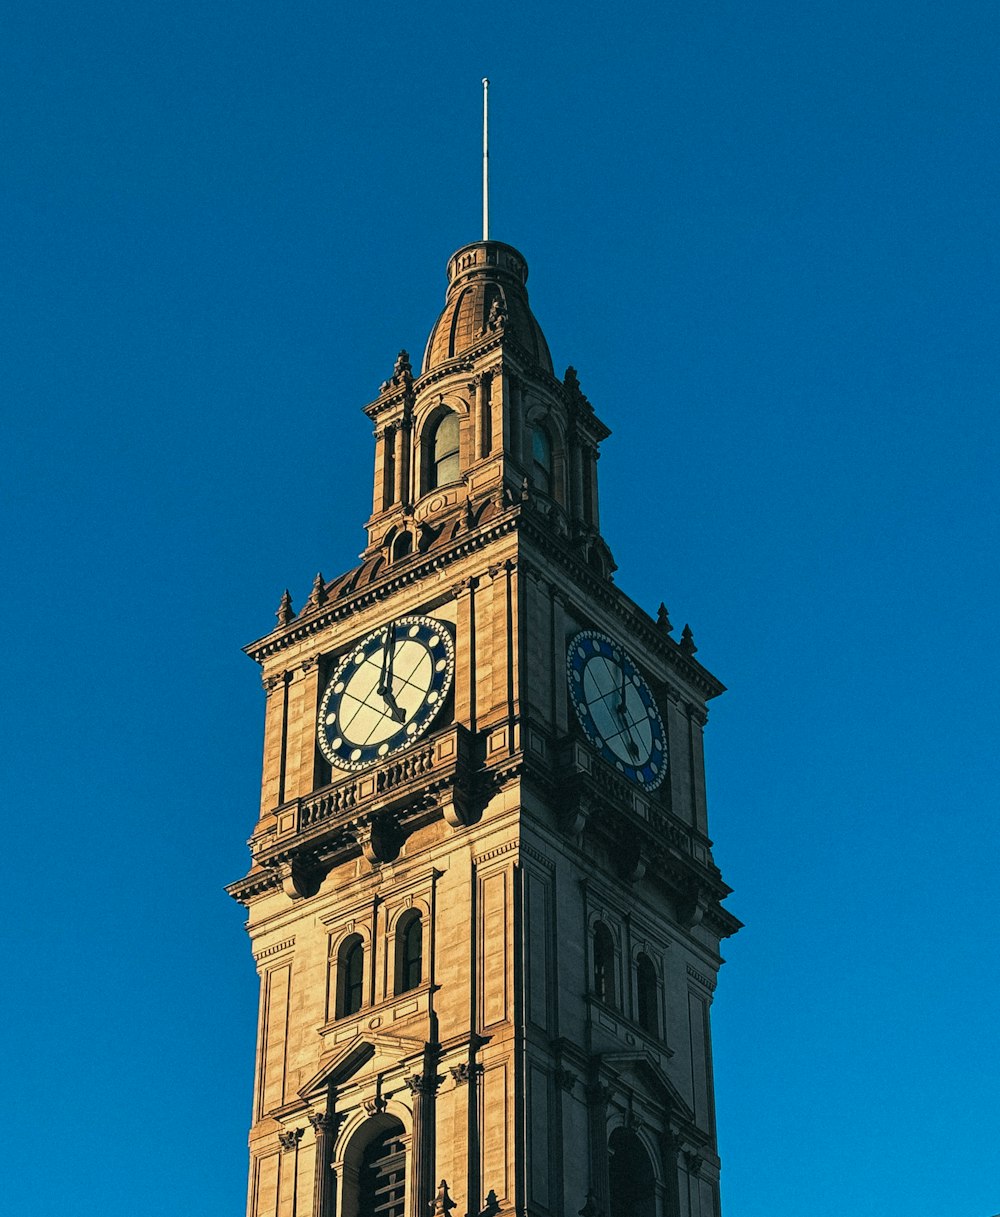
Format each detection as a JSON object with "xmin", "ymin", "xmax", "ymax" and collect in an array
[
  {"xmin": 391, "ymin": 530, "xmax": 413, "ymax": 562},
  {"xmin": 531, "ymin": 425, "xmax": 553, "ymax": 495},
  {"xmin": 636, "ymin": 953, "xmax": 658, "ymax": 1036},
  {"xmin": 428, "ymin": 411, "xmax": 460, "ymax": 490},
  {"xmin": 395, "ymin": 910, "xmax": 423, "ymax": 994},
  {"xmin": 608, "ymin": 1128, "xmax": 655, "ymax": 1217},
  {"xmin": 593, "ymin": 921, "xmax": 616, "ymax": 1007},
  {"xmin": 336, "ymin": 934, "xmax": 365, "ymax": 1019}
]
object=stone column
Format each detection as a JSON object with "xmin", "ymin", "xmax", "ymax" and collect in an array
[
  {"xmin": 405, "ymin": 1061, "xmax": 443, "ymax": 1217},
  {"xmin": 451, "ymin": 577, "xmax": 478, "ymax": 732},
  {"xmin": 585, "ymin": 1081, "xmax": 613, "ymax": 1217},
  {"xmin": 260, "ymin": 670, "xmax": 291, "ymax": 813},
  {"xmin": 308, "ymin": 1112, "xmax": 340, "ymax": 1217}
]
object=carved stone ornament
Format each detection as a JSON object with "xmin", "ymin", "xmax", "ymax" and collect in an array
[
  {"xmin": 679, "ymin": 623, "xmax": 698, "ymax": 655},
  {"xmin": 380, "ymin": 349, "xmax": 413, "ymax": 393},
  {"xmin": 578, "ymin": 1190, "xmax": 603, "ymax": 1217},
  {"xmin": 677, "ymin": 883, "xmax": 708, "ymax": 929},
  {"xmin": 278, "ymin": 1128, "xmax": 303, "ymax": 1152},
  {"xmin": 354, "ymin": 814, "xmax": 400, "ymax": 866},
  {"xmin": 307, "ymin": 1112, "xmax": 338, "ymax": 1135},
  {"xmin": 656, "ymin": 602, "xmax": 674, "ymax": 634},
  {"xmin": 684, "ymin": 1150, "xmax": 704, "ymax": 1177},
  {"xmin": 263, "ymin": 671, "xmax": 289, "ymax": 693},
  {"xmin": 363, "ymin": 1096, "xmax": 388, "ymax": 1117},
  {"xmin": 405, "ymin": 1071, "xmax": 443, "ymax": 1096},
  {"xmin": 280, "ymin": 861, "xmax": 319, "ymax": 901},
  {"xmin": 554, "ymin": 1066, "xmax": 577, "ymax": 1093},
  {"xmin": 276, "ymin": 588, "xmax": 295, "ymax": 627},
  {"xmin": 450, "ymin": 1062, "xmax": 481, "ymax": 1086},
  {"xmin": 305, "ymin": 572, "xmax": 328, "ymax": 611},
  {"xmin": 430, "ymin": 1180, "xmax": 457, "ymax": 1217},
  {"xmin": 481, "ymin": 297, "xmax": 507, "ymax": 334}
]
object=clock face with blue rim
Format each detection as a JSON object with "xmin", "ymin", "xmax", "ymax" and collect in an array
[
  {"xmin": 567, "ymin": 630, "xmax": 667, "ymax": 790},
  {"xmin": 318, "ymin": 615, "xmax": 455, "ymax": 772}
]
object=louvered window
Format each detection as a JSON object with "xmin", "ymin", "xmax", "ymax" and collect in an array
[{"xmin": 359, "ymin": 1127, "xmax": 406, "ymax": 1217}]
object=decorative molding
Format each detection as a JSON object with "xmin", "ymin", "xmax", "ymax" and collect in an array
[
  {"xmin": 472, "ymin": 839, "xmax": 518, "ymax": 866},
  {"xmin": 405, "ymin": 1071, "xmax": 443, "ymax": 1096},
  {"xmin": 686, "ymin": 964, "xmax": 717, "ymax": 993},
  {"xmin": 553, "ymin": 1066, "xmax": 577, "ymax": 1094},
  {"xmin": 363, "ymin": 1096, "xmax": 388, "ymax": 1117},
  {"xmin": 277, "ymin": 1128, "xmax": 303, "ymax": 1152},
  {"xmin": 683, "ymin": 1150, "xmax": 704, "ymax": 1177},
  {"xmin": 449, "ymin": 1062, "xmax": 482, "ymax": 1086},
  {"xmin": 253, "ymin": 936, "xmax": 296, "ymax": 963}
]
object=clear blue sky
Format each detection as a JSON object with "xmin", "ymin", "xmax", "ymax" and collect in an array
[{"xmin": 3, "ymin": 2, "xmax": 997, "ymax": 1215}]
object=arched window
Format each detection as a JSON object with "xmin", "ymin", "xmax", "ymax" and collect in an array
[
  {"xmin": 636, "ymin": 953, "xmax": 658, "ymax": 1036},
  {"xmin": 428, "ymin": 411, "xmax": 460, "ymax": 489},
  {"xmin": 593, "ymin": 921, "xmax": 616, "ymax": 1007},
  {"xmin": 531, "ymin": 425, "xmax": 552, "ymax": 495},
  {"xmin": 336, "ymin": 934, "xmax": 364, "ymax": 1019},
  {"xmin": 608, "ymin": 1128, "xmax": 655, "ymax": 1217},
  {"xmin": 391, "ymin": 530, "xmax": 413, "ymax": 561},
  {"xmin": 395, "ymin": 911, "xmax": 423, "ymax": 994},
  {"xmin": 358, "ymin": 1120, "xmax": 407, "ymax": 1217}
]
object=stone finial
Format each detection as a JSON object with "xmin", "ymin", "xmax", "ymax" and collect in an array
[
  {"xmin": 430, "ymin": 1180, "xmax": 456, "ymax": 1216},
  {"xmin": 306, "ymin": 571, "xmax": 328, "ymax": 610},
  {"xmin": 276, "ymin": 589, "xmax": 294, "ymax": 627},
  {"xmin": 481, "ymin": 1190, "xmax": 501, "ymax": 1217},
  {"xmin": 564, "ymin": 365, "xmax": 593, "ymax": 410},
  {"xmin": 578, "ymin": 1191, "xmax": 603, "ymax": 1217},
  {"xmin": 656, "ymin": 602, "xmax": 673, "ymax": 633},
  {"xmin": 379, "ymin": 349, "xmax": 413, "ymax": 394},
  {"xmin": 679, "ymin": 623, "xmax": 698, "ymax": 654}
]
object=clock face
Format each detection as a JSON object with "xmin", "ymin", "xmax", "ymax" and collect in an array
[
  {"xmin": 566, "ymin": 630, "xmax": 667, "ymax": 790},
  {"xmin": 318, "ymin": 615, "xmax": 455, "ymax": 772}
]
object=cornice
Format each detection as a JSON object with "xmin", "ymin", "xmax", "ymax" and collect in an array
[
  {"xmin": 245, "ymin": 504, "xmax": 722, "ymax": 706},
  {"xmin": 244, "ymin": 512, "xmax": 520, "ymax": 662},
  {"xmin": 518, "ymin": 513, "xmax": 725, "ymax": 701}
]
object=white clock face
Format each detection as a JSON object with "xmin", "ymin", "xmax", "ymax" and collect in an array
[
  {"xmin": 567, "ymin": 630, "xmax": 667, "ymax": 790},
  {"xmin": 318, "ymin": 616, "xmax": 455, "ymax": 771}
]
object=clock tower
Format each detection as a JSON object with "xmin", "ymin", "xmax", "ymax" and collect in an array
[{"xmin": 228, "ymin": 239, "xmax": 741, "ymax": 1217}]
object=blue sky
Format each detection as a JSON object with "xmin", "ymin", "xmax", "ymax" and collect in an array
[{"xmin": 3, "ymin": 2, "xmax": 998, "ymax": 1215}]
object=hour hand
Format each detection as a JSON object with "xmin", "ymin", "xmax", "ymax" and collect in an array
[
  {"xmin": 376, "ymin": 624, "xmax": 407, "ymax": 721},
  {"xmin": 379, "ymin": 687, "xmax": 407, "ymax": 723}
]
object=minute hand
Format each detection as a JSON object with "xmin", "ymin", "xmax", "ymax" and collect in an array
[{"xmin": 377, "ymin": 625, "xmax": 406, "ymax": 722}]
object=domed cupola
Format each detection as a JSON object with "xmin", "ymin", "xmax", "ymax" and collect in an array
[{"xmin": 421, "ymin": 240, "xmax": 553, "ymax": 375}]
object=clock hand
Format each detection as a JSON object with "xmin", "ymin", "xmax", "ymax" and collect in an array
[
  {"xmin": 614, "ymin": 663, "xmax": 640, "ymax": 759},
  {"xmin": 377, "ymin": 623, "xmax": 406, "ymax": 722}
]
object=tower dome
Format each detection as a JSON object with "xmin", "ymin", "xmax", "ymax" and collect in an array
[{"xmin": 421, "ymin": 240, "xmax": 553, "ymax": 375}]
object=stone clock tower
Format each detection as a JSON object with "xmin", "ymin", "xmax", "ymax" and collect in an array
[{"xmin": 228, "ymin": 239, "xmax": 741, "ymax": 1217}]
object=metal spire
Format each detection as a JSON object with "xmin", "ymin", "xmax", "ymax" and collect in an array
[{"xmin": 482, "ymin": 77, "xmax": 490, "ymax": 240}]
